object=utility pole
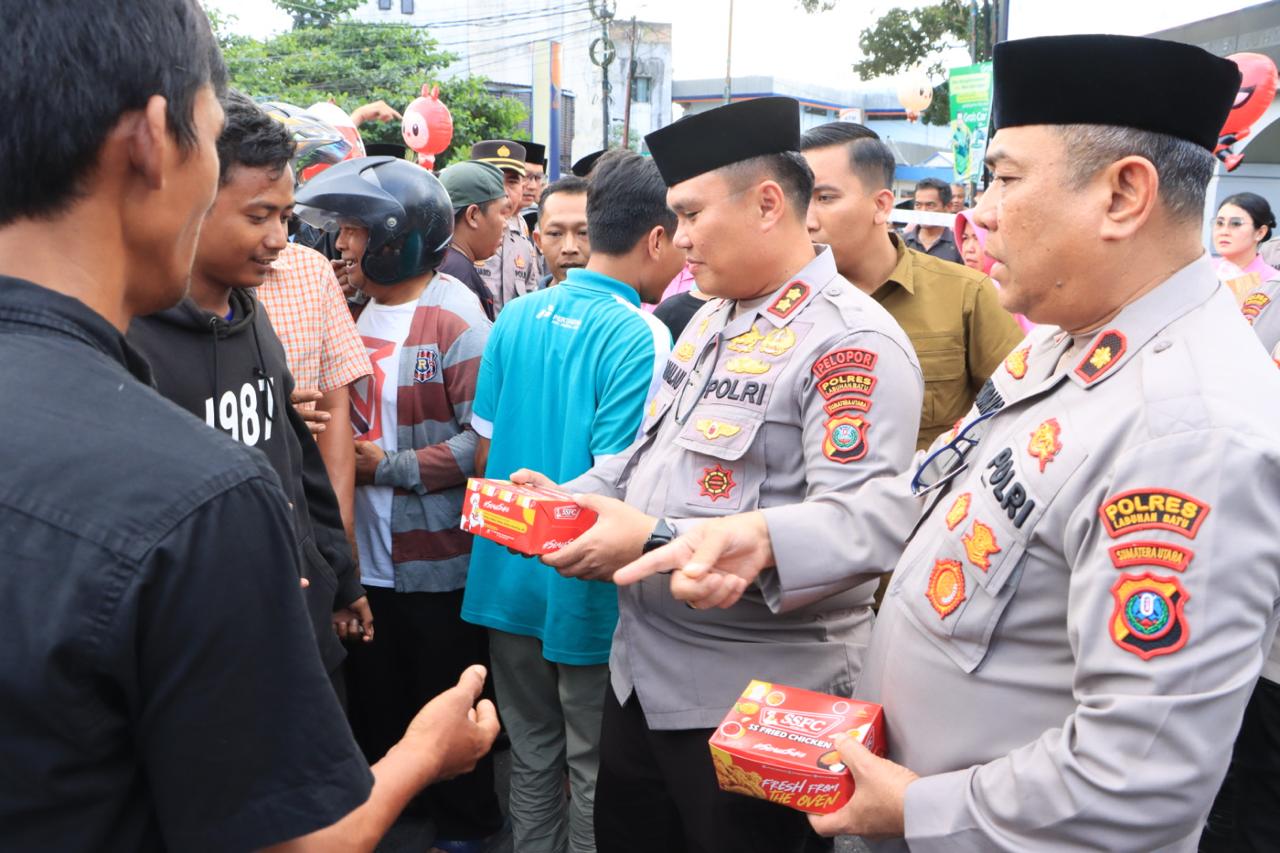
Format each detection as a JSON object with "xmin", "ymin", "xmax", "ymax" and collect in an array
[
  {"xmin": 622, "ymin": 16, "xmax": 638, "ymax": 151},
  {"xmin": 723, "ymin": 0, "xmax": 735, "ymax": 105},
  {"xmin": 590, "ymin": 0, "xmax": 618, "ymax": 151}
]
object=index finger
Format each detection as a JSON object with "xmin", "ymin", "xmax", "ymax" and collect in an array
[{"xmin": 613, "ymin": 538, "xmax": 692, "ymax": 586}]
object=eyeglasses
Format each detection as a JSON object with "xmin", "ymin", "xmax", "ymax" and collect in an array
[
  {"xmin": 910, "ymin": 407, "xmax": 998, "ymax": 496},
  {"xmin": 1214, "ymin": 217, "xmax": 1249, "ymax": 229}
]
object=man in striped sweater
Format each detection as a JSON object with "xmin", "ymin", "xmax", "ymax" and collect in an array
[{"xmin": 296, "ymin": 156, "xmax": 503, "ymax": 851}]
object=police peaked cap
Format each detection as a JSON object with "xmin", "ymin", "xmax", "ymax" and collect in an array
[
  {"xmin": 644, "ymin": 97, "xmax": 801, "ymax": 187},
  {"xmin": 992, "ymin": 35, "xmax": 1240, "ymax": 152},
  {"xmin": 470, "ymin": 139, "xmax": 527, "ymax": 174}
]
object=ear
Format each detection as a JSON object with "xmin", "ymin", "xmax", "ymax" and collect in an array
[
  {"xmin": 463, "ymin": 203, "xmax": 481, "ymax": 229},
  {"xmin": 647, "ymin": 225, "xmax": 667, "ymax": 260},
  {"xmin": 532, "ymin": 228, "xmax": 544, "ymax": 251},
  {"xmin": 757, "ymin": 180, "xmax": 787, "ymax": 232},
  {"xmin": 872, "ymin": 188, "xmax": 896, "ymax": 226},
  {"xmin": 1098, "ymin": 155, "xmax": 1160, "ymax": 241},
  {"xmin": 119, "ymin": 94, "xmax": 171, "ymax": 191}
]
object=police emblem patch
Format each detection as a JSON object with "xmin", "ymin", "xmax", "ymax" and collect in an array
[
  {"xmin": 1026, "ymin": 418, "xmax": 1062, "ymax": 473},
  {"xmin": 515, "ymin": 255, "xmax": 527, "ymax": 269},
  {"xmin": 1109, "ymin": 572, "xmax": 1189, "ymax": 660},
  {"xmin": 1075, "ymin": 329, "xmax": 1127, "ymax": 383},
  {"xmin": 414, "ymin": 348, "xmax": 437, "ymax": 383},
  {"xmin": 1004, "ymin": 346, "xmax": 1030, "ymax": 380},
  {"xmin": 962, "ymin": 520, "xmax": 1001, "ymax": 572},
  {"xmin": 945, "ymin": 493, "xmax": 971, "ymax": 530},
  {"xmin": 1099, "ymin": 488, "xmax": 1210, "ymax": 539},
  {"xmin": 767, "ymin": 281, "xmax": 810, "ymax": 319},
  {"xmin": 926, "ymin": 559, "xmax": 966, "ymax": 619},
  {"xmin": 822, "ymin": 415, "xmax": 869, "ymax": 464},
  {"xmin": 698, "ymin": 464, "xmax": 737, "ymax": 501},
  {"xmin": 675, "ymin": 342, "xmax": 696, "ymax": 363}
]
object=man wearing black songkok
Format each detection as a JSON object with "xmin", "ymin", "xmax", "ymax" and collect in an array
[{"xmin": 612, "ymin": 34, "xmax": 1280, "ymax": 853}]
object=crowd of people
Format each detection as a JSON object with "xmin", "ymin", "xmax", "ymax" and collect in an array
[{"xmin": 3, "ymin": 3, "xmax": 1280, "ymax": 853}]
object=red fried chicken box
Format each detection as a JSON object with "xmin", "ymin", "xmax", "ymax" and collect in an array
[
  {"xmin": 708, "ymin": 680, "xmax": 886, "ymax": 814},
  {"xmin": 460, "ymin": 477, "xmax": 597, "ymax": 556}
]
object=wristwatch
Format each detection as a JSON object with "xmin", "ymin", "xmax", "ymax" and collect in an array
[{"xmin": 642, "ymin": 518, "xmax": 677, "ymax": 554}]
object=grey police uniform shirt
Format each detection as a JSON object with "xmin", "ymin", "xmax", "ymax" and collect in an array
[
  {"xmin": 1243, "ymin": 277, "xmax": 1280, "ymax": 360},
  {"xmin": 478, "ymin": 215, "xmax": 538, "ymax": 313},
  {"xmin": 758, "ymin": 255, "xmax": 1280, "ymax": 852},
  {"xmin": 565, "ymin": 246, "xmax": 923, "ymax": 730}
]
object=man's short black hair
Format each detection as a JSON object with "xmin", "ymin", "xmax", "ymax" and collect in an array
[
  {"xmin": 914, "ymin": 177, "xmax": 952, "ymax": 205},
  {"xmin": 800, "ymin": 122, "xmax": 896, "ymax": 191},
  {"xmin": 538, "ymin": 176, "xmax": 589, "ymax": 221},
  {"xmin": 0, "ymin": 0, "xmax": 227, "ymax": 226},
  {"xmin": 587, "ymin": 150, "xmax": 676, "ymax": 255},
  {"xmin": 218, "ymin": 91, "xmax": 296, "ymax": 185},
  {"xmin": 723, "ymin": 151, "xmax": 816, "ymax": 217}
]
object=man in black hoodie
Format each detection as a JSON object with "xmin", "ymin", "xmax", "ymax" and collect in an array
[{"xmin": 128, "ymin": 91, "xmax": 373, "ymax": 685}]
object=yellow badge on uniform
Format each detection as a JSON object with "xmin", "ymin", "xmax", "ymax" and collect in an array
[
  {"xmin": 1026, "ymin": 418, "xmax": 1062, "ymax": 473},
  {"xmin": 726, "ymin": 356, "xmax": 770, "ymax": 375},
  {"xmin": 1004, "ymin": 346, "xmax": 1030, "ymax": 380},
  {"xmin": 727, "ymin": 325, "xmax": 764, "ymax": 353},
  {"xmin": 759, "ymin": 327, "xmax": 797, "ymax": 356},
  {"xmin": 675, "ymin": 342, "xmax": 696, "ymax": 363},
  {"xmin": 515, "ymin": 255, "xmax": 526, "ymax": 269},
  {"xmin": 945, "ymin": 493, "xmax": 971, "ymax": 530},
  {"xmin": 926, "ymin": 559, "xmax": 966, "ymax": 619},
  {"xmin": 961, "ymin": 520, "xmax": 1001, "ymax": 572},
  {"xmin": 695, "ymin": 419, "xmax": 742, "ymax": 440}
]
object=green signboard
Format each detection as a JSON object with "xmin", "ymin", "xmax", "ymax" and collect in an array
[{"xmin": 949, "ymin": 61, "xmax": 994, "ymax": 185}]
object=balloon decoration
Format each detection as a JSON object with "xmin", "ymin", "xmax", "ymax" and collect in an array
[
  {"xmin": 897, "ymin": 73, "xmax": 934, "ymax": 123},
  {"xmin": 402, "ymin": 85, "xmax": 454, "ymax": 169},
  {"xmin": 1215, "ymin": 52, "xmax": 1279, "ymax": 172}
]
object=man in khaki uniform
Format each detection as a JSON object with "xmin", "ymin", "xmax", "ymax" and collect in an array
[
  {"xmin": 617, "ymin": 35, "xmax": 1280, "ymax": 853},
  {"xmin": 510, "ymin": 97, "xmax": 922, "ymax": 853},
  {"xmin": 802, "ymin": 123, "xmax": 1024, "ymax": 449},
  {"xmin": 471, "ymin": 139, "xmax": 538, "ymax": 311}
]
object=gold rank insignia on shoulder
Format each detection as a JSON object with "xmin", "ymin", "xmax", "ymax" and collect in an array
[
  {"xmin": 1075, "ymin": 329, "xmax": 1127, "ymax": 384},
  {"xmin": 726, "ymin": 356, "xmax": 770, "ymax": 375},
  {"xmin": 675, "ymin": 342, "xmax": 696, "ymax": 362},
  {"xmin": 759, "ymin": 326, "xmax": 797, "ymax": 356},
  {"xmin": 767, "ymin": 281, "xmax": 810, "ymax": 319},
  {"xmin": 695, "ymin": 419, "xmax": 742, "ymax": 440},
  {"xmin": 727, "ymin": 324, "xmax": 764, "ymax": 353}
]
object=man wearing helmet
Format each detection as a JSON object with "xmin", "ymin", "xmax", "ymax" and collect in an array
[{"xmin": 296, "ymin": 156, "xmax": 505, "ymax": 849}]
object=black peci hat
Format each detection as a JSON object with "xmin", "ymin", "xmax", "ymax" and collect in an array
[
  {"xmin": 644, "ymin": 97, "xmax": 800, "ymax": 187},
  {"xmin": 571, "ymin": 149, "xmax": 606, "ymax": 177},
  {"xmin": 992, "ymin": 35, "xmax": 1240, "ymax": 152},
  {"xmin": 521, "ymin": 141, "xmax": 547, "ymax": 167}
]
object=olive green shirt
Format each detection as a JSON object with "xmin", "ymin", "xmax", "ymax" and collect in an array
[{"xmin": 873, "ymin": 235, "xmax": 1025, "ymax": 449}]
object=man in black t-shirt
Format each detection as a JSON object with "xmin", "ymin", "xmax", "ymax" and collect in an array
[{"xmin": 0, "ymin": 5, "xmax": 498, "ymax": 851}]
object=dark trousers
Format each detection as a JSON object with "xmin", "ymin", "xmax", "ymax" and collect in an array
[
  {"xmin": 594, "ymin": 689, "xmax": 828, "ymax": 853},
  {"xmin": 344, "ymin": 586, "xmax": 503, "ymax": 840},
  {"xmin": 1201, "ymin": 677, "xmax": 1280, "ymax": 852}
]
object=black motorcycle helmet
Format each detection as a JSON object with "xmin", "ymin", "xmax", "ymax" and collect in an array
[{"xmin": 294, "ymin": 156, "xmax": 453, "ymax": 285}]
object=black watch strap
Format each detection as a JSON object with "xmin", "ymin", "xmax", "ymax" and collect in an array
[{"xmin": 642, "ymin": 518, "xmax": 677, "ymax": 554}]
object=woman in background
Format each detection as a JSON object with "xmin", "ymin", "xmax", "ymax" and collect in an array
[{"xmin": 1213, "ymin": 192, "xmax": 1279, "ymax": 302}]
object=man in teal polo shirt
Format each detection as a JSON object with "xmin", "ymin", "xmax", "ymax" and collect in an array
[{"xmin": 463, "ymin": 150, "xmax": 683, "ymax": 853}]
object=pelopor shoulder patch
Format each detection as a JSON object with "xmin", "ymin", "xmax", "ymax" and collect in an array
[{"xmin": 1099, "ymin": 489, "xmax": 1209, "ymax": 539}]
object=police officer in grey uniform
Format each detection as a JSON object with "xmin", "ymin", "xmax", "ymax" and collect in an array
[
  {"xmin": 511, "ymin": 97, "xmax": 923, "ymax": 852},
  {"xmin": 1242, "ymin": 278, "xmax": 1280, "ymax": 357},
  {"xmin": 471, "ymin": 139, "xmax": 538, "ymax": 311},
  {"xmin": 617, "ymin": 36, "xmax": 1280, "ymax": 852}
]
